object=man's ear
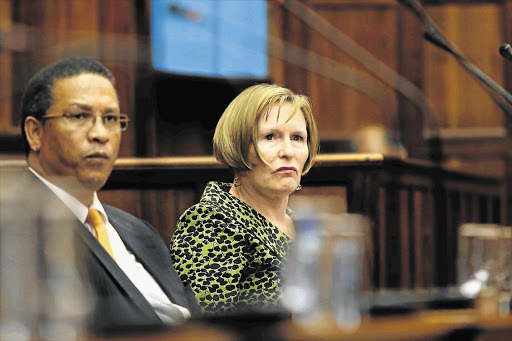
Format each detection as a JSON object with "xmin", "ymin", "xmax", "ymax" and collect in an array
[{"xmin": 25, "ymin": 116, "xmax": 43, "ymax": 152}]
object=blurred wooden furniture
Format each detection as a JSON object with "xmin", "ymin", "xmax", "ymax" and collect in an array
[
  {"xmin": 1, "ymin": 153, "xmax": 501, "ymax": 289},
  {"xmin": 277, "ymin": 309, "xmax": 512, "ymax": 341},
  {"xmin": 1, "ymin": 154, "xmax": 509, "ymax": 339},
  {"xmin": 0, "ymin": 153, "xmax": 503, "ymax": 289},
  {"xmin": 102, "ymin": 153, "xmax": 503, "ymax": 289}
]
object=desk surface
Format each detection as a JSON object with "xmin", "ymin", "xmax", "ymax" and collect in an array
[{"xmin": 89, "ymin": 309, "xmax": 512, "ymax": 341}]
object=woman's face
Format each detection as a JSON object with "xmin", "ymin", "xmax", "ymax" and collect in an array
[{"xmin": 241, "ymin": 103, "xmax": 309, "ymax": 199}]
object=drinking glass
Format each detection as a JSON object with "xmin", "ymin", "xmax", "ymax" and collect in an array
[
  {"xmin": 0, "ymin": 168, "xmax": 92, "ymax": 340},
  {"xmin": 324, "ymin": 213, "xmax": 370, "ymax": 330},
  {"xmin": 457, "ymin": 223, "xmax": 512, "ymax": 315},
  {"xmin": 283, "ymin": 207, "xmax": 370, "ymax": 330}
]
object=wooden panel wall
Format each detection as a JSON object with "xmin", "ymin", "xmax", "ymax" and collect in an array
[
  {"xmin": 1, "ymin": 0, "xmax": 511, "ymax": 162},
  {"xmin": 0, "ymin": 0, "xmax": 13, "ymax": 136},
  {"xmin": 0, "ymin": 0, "xmax": 144, "ymax": 157}
]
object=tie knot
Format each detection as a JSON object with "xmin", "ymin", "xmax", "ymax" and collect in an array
[{"xmin": 87, "ymin": 208, "xmax": 104, "ymax": 228}]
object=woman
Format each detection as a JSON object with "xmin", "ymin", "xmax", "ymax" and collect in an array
[{"xmin": 170, "ymin": 83, "xmax": 319, "ymax": 315}]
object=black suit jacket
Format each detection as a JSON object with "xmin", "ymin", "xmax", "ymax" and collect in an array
[
  {"xmin": 0, "ymin": 167, "xmax": 199, "ymax": 335},
  {"xmin": 79, "ymin": 204, "xmax": 200, "ymax": 334}
]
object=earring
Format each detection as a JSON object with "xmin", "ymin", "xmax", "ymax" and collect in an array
[
  {"xmin": 233, "ymin": 176, "xmax": 241, "ymax": 188},
  {"xmin": 295, "ymin": 184, "xmax": 302, "ymax": 191}
]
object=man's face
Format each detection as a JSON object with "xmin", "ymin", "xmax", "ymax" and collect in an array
[{"xmin": 36, "ymin": 73, "xmax": 121, "ymax": 193}]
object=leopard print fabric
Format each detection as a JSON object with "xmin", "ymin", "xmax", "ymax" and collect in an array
[{"xmin": 170, "ymin": 181, "xmax": 292, "ymax": 315}]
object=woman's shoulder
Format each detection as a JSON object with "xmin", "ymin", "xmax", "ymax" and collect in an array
[
  {"xmin": 200, "ymin": 181, "xmax": 233, "ymax": 204},
  {"xmin": 178, "ymin": 201, "xmax": 218, "ymax": 222},
  {"xmin": 176, "ymin": 198, "xmax": 237, "ymax": 228},
  {"xmin": 187, "ymin": 181, "xmax": 240, "ymax": 217}
]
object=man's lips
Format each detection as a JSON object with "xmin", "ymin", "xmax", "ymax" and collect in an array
[{"xmin": 85, "ymin": 152, "xmax": 109, "ymax": 160}]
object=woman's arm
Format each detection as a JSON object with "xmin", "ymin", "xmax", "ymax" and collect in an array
[{"xmin": 171, "ymin": 206, "xmax": 248, "ymax": 314}]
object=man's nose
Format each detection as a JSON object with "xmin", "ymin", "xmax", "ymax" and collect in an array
[{"xmin": 87, "ymin": 116, "xmax": 109, "ymax": 142}]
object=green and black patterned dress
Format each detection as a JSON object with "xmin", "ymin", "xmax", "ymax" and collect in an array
[{"xmin": 170, "ymin": 181, "xmax": 292, "ymax": 315}]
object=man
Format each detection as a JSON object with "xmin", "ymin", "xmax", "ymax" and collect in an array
[{"xmin": 16, "ymin": 56, "xmax": 199, "ymax": 334}]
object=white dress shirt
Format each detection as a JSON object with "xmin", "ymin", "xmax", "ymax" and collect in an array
[{"xmin": 29, "ymin": 168, "xmax": 191, "ymax": 325}]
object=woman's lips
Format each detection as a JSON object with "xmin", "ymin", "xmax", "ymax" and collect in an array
[{"xmin": 276, "ymin": 167, "xmax": 297, "ymax": 174}]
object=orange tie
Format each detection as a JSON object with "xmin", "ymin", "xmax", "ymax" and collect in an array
[{"xmin": 86, "ymin": 208, "xmax": 116, "ymax": 261}]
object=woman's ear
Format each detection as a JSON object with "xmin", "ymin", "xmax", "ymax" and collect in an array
[{"xmin": 24, "ymin": 116, "xmax": 43, "ymax": 152}]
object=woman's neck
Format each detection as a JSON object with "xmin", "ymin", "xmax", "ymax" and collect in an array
[{"xmin": 229, "ymin": 184, "xmax": 295, "ymax": 239}]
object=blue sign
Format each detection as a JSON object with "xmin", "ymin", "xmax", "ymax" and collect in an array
[{"xmin": 151, "ymin": 0, "xmax": 268, "ymax": 78}]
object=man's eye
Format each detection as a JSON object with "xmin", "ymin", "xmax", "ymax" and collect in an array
[
  {"xmin": 103, "ymin": 115, "xmax": 119, "ymax": 123},
  {"xmin": 68, "ymin": 113, "xmax": 91, "ymax": 121}
]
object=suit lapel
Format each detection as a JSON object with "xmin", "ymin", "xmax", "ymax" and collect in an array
[
  {"xmin": 106, "ymin": 208, "xmax": 195, "ymax": 311},
  {"xmin": 74, "ymin": 226, "xmax": 159, "ymax": 318}
]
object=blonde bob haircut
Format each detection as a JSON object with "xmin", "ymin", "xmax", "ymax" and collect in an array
[{"xmin": 213, "ymin": 83, "xmax": 319, "ymax": 175}]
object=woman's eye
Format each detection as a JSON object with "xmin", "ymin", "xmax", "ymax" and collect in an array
[
  {"xmin": 293, "ymin": 135, "xmax": 305, "ymax": 141},
  {"xmin": 264, "ymin": 134, "xmax": 274, "ymax": 140}
]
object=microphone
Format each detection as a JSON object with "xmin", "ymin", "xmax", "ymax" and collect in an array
[
  {"xmin": 499, "ymin": 43, "xmax": 512, "ymax": 62},
  {"xmin": 424, "ymin": 26, "xmax": 455, "ymax": 55}
]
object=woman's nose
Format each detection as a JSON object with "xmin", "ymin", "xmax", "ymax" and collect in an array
[{"xmin": 279, "ymin": 138, "xmax": 295, "ymax": 158}]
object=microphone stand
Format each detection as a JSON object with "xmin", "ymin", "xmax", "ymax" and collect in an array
[
  {"xmin": 424, "ymin": 28, "xmax": 512, "ymax": 118},
  {"xmin": 398, "ymin": 0, "xmax": 512, "ymax": 119}
]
